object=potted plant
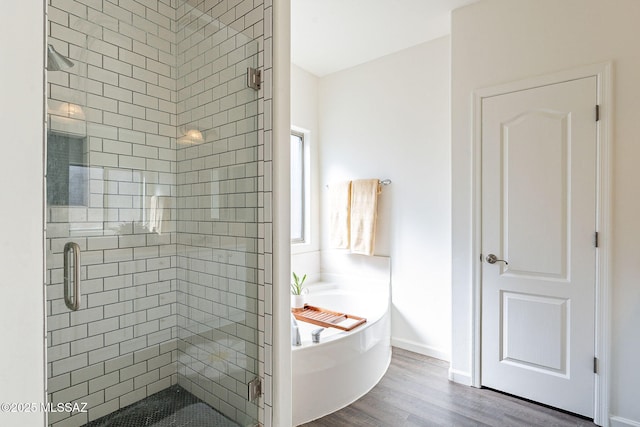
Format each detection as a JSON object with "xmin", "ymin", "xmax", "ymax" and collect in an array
[{"xmin": 291, "ymin": 272, "xmax": 308, "ymax": 310}]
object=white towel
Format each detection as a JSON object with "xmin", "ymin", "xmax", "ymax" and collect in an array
[
  {"xmin": 149, "ymin": 195, "xmax": 165, "ymax": 234},
  {"xmin": 349, "ymin": 179, "xmax": 381, "ymax": 256},
  {"xmin": 328, "ymin": 181, "xmax": 351, "ymax": 249}
]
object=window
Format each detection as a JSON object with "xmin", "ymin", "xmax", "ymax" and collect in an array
[{"xmin": 291, "ymin": 131, "xmax": 306, "ymax": 243}]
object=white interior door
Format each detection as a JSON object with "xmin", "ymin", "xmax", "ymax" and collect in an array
[{"xmin": 481, "ymin": 77, "xmax": 597, "ymax": 417}]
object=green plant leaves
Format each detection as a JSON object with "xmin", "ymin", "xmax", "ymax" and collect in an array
[{"xmin": 291, "ymin": 272, "xmax": 307, "ymax": 295}]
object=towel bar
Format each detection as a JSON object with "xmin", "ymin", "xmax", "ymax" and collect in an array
[{"xmin": 326, "ymin": 179, "xmax": 391, "ymax": 189}]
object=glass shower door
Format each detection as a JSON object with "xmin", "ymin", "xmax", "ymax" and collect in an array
[{"xmin": 45, "ymin": 1, "xmax": 262, "ymax": 426}]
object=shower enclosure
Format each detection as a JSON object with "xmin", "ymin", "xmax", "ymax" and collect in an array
[{"xmin": 45, "ymin": 1, "xmax": 267, "ymax": 425}]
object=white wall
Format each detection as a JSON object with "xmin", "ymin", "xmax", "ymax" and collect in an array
[
  {"xmin": 451, "ymin": 0, "xmax": 640, "ymax": 424},
  {"xmin": 318, "ymin": 37, "xmax": 452, "ymax": 360},
  {"xmin": 0, "ymin": 2, "xmax": 46, "ymax": 427}
]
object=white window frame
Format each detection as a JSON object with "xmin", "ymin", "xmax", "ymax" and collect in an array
[{"xmin": 290, "ymin": 128, "xmax": 311, "ymax": 246}]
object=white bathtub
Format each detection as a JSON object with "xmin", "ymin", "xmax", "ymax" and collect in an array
[{"xmin": 291, "ymin": 282, "xmax": 391, "ymax": 425}]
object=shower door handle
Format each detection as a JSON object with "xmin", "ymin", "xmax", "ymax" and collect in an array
[{"xmin": 63, "ymin": 242, "xmax": 81, "ymax": 311}]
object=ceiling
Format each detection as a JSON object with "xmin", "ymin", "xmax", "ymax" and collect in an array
[{"xmin": 291, "ymin": 0, "xmax": 479, "ymax": 77}]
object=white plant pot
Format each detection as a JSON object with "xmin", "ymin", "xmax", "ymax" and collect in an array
[{"xmin": 291, "ymin": 294, "xmax": 306, "ymax": 310}]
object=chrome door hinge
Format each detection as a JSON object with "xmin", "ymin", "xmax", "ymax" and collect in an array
[
  {"xmin": 248, "ymin": 377, "xmax": 262, "ymax": 401},
  {"xmin": 596, "ymin": 105, "xmax": 600, "ymax": 122},
  {"xmin": 247, "ymin": 67, "xmax": 261, "ymax": 91},
  {"xmin": 595, "ymin": 231, "xmax": 599, "ymax": 248},
  {"xmin": 594, "ymin": 357, "xmax": 599, "ymax": 374}
]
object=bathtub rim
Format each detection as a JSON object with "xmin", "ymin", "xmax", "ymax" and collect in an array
[{"xmin": 291, "ymin": 281, "xmax": 390, "ymax": 350}]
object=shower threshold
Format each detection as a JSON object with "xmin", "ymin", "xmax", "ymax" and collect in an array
[{"xmin": 85, "ymin": 385, "xmax": 240, "ymax": 427}]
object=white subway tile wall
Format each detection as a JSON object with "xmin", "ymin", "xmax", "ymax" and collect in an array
[{"xmin": 45, "ymin": 0, "xmax": 270, "ymax": 426}]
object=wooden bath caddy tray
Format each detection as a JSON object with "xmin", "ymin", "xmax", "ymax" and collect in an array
[{"xmin": 292, "ymin": 305, "xmax": 367, "ymax": 331}]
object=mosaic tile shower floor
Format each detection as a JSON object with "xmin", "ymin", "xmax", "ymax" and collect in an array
[{"xmin": 86, "ymin": 385, "xmax": 240, "ymax": 427}]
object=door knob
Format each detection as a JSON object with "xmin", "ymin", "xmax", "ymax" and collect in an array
[{"xmin": 486, "ymin": 254, "xmax": 508, "ymax": 265}]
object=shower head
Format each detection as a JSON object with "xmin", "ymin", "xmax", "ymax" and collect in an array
[{"xmin": 47, "ymin": 44, "xmax": 74, "ymax": 71}]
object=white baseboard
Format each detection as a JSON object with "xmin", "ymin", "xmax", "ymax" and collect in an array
[
  {"xmin": 391, "ymin": 337, "xmax": 450, "ymax": 361},
  {"xmin": 610, "ymin": 416, "xmax": 640, "ymax": 427},
  {"xmin": 447, "ymin": 368, "xmax": 472, "ymax": 386}
]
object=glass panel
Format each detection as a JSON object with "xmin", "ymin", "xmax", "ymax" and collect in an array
[
  {"xmin": 175, "ymin": 3, "xmax": 260, "ymax": 425},
  {"xmin": 291, "ymin": 133, "xmax": 304, "ymax": 242},
  {"xmin": 45, "ymin": 1, "xmax": 261, "ymax": 426}
]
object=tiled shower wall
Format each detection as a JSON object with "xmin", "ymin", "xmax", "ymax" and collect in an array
[{"xmin": 45, "ymin": 0, "xmax": 272, "ymax": 426}]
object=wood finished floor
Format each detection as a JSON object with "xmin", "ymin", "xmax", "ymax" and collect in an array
[{"xmin": 301, "ymin": 347, "xmax": 597, "ymax": 427}]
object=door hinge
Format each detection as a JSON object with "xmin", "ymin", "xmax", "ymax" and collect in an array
[
  {"xmin": 594, "ymin": 231, "xmax": 599, "ymax": 248},
  {"xmin": 595, "ymin": 105, "xmax": 600, "ymax": 122},
  {"xmin": 594, "ymin": 357, "xmax": 599, "ymax": 374},
  {"xmin": 247, "ymin": 67, "xmax": 261, "ymax": 91},
  {"xmin": 247, "ymin": 377, "xmax": 262, "ymax": 401}
]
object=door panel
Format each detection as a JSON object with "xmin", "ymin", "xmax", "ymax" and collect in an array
[
  {"xmin": 502, "ymin": 110, "xmax": 569, "ymax": 278},
  {"xmin": 502, "ymin": 292, "xmax": 568, "ymax": 375},
  {"xmin": 481, "ymin": 77, "xmax": 597, "ymax": 417}
]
